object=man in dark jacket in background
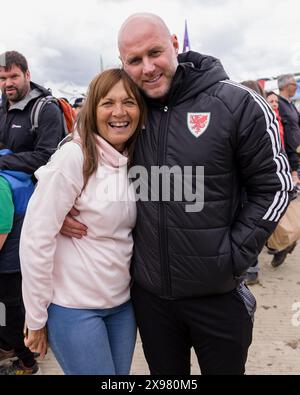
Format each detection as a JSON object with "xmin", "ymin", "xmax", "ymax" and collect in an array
[
  {"xmin": 0, "ymin": 51, "xmax": 64, "ymax": 173},
  {"xmin": 278, "ymin": 74, "xmax": 300, "ymax": 185},
  {"xmin": 0, "ymin": 51, "xmax": 63, "ymax": 375},
  {"xmin": 62, "ymin": 13, "xmax": 293, "ymax": 375}
]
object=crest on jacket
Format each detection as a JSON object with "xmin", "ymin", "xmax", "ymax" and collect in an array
[{"xmin": 187, "ymin": 113, "xmax": 211, "ymax": 138}]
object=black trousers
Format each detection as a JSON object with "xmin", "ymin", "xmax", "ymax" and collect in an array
[
  {"xmin": 0, "ymin": 272, "xmax": 35, "ymax": 366},
  {"xmin": 132, "ymin": 283, "xmax": 255, "ymax": 375}
]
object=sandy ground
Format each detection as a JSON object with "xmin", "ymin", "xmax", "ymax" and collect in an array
[{"xmin": 37, "ymin": 245, "xmax": 300, "ymax": 375}]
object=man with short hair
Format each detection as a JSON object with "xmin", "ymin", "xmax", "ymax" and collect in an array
[
  {"xmin": 277, "ymin": 74, "xmax": 300, "ymax": 185},
  {"xmin": 0, "ymin": 51, "xmax": 63, "ymax": 375},
  {"xmin": 117, "ymin": 13, "xmax": 292, "ymax": 375},
  {"xmin": 62, "ymin": 13, "xmax": 293, "ymax": 375},
  {"xmin": 0, "ymin": 51, "xmax": 64, "ymax": 173}
]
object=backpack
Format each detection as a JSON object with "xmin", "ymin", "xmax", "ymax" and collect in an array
[{"xmin": 30, "ymin": 96, "xmax": 76, "ymax": 137}]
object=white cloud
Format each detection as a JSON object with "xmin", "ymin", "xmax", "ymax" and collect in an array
[{"xmin": 1, "ymin": 0, "xmax": 300, "ymax": 97}]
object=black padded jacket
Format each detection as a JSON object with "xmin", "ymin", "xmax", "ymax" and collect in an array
[
  {"xmin": 132, "ymin": 51, "xmax": 293, "ymax": 299},
  {"xmin": 0, "ymin": 82, "xmax": 64, "ymax": 173}
]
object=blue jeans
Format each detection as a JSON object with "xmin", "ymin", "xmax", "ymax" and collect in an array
[{"xmin": 47, "ymin": 301, "xmax": 136, "ymax": 375}]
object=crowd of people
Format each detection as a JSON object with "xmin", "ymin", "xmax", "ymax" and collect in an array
[
  {"xmin": 0, "ymin": 12, "xmax": 299, "ymax": 376},
  {"xmin": 240, "ymin": 76, "xmax": 300, "ymax": 285}
]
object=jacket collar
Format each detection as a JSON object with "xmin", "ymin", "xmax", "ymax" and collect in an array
[
  {"xmin": 96, "ymin": 134, "xmax": 129, "ymax": 168},
  {"xmin": 144, "ymin": 51, "xmax": 229, "ymax": 108},
  {"xmin": 2, "ymin": 81, "xmax": 51, "ymax": 112},
  {"xmin": 8, "ymin": 88, "xmax": 41, "ymax": 111}
]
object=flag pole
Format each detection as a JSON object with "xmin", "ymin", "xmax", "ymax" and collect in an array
[{"xmin": 183, "ymin": 19, "xmax": 191, "ymax": 53}]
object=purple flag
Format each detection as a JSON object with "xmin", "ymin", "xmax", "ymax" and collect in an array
[{"xmin": 183, "ymin": 20, "xmax": 190, "ymax": 53}]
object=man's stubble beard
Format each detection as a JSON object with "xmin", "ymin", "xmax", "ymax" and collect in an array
[{"xmin": 7, "ymin": 83, "xmax": 30, "ymax": 104}]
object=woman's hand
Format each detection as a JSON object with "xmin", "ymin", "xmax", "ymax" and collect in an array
[{"xmin": 24, "ymin": 327, "xmax": 48, "ymax": 360}]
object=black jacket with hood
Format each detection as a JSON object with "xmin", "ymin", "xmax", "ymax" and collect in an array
[
  {"xmin": 0, "ymin": 82, "xmax": 64, "ymax": 173},
  {"xmin": 132, "ymin": 51, "xmax": 293, "ymax": 299}
]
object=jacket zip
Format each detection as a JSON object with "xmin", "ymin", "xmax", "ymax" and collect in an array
[{"xmin": 157, "ymin": 105, "xmax": 172, "ymax": 298}]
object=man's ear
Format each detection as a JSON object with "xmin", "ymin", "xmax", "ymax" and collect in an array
[
  {"xmin": 119, "ymin": 55, "xmax": 125, "ymax": 69},
  {"xmin": 171, "ymin": 34, "xmax": 179, "ymax": 54},
  {"xmin": 25, "ymin": 70, "xmax": 31, "ymax": 81}
]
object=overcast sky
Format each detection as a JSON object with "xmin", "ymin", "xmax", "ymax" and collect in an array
[{"xmin": 1, "ymin": 0, "xmax": 299, "ymax": 98}]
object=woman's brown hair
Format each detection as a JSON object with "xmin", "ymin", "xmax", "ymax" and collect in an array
[{"xmin": 76, "ymin": 68, "xmax": 146, "ymax": 186}]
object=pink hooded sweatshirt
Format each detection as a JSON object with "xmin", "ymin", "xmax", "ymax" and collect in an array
[{"xmin": 20, "ymin": 135, "xmax": 136, "ymax": 330}]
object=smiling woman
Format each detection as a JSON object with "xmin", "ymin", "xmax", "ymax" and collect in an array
[
  {"xmin": 97, "ymin": 80, "xmax": 140, "ymax": 153},
  {"xmin": 77, "ymin": 69, "xmax": 146, "ymax": 186}
]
